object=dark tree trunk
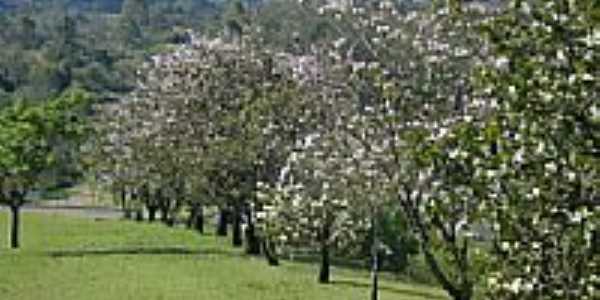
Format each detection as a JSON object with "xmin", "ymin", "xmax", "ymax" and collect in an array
[
  {"xmin": 194, "ymin": 206, "xmax": 204, "ymax": 234},
  {"xmin": 141, "ymin": 184, "xmax": 153, "ymax": 222},
  {"xmin": 187, "ymin": 203, "xmax": 203, "ymax": 232},
  {"xmin": 135, "ymin": 209, "xmax": 143, "ymax": 222},
  {"xmin": 163, "ymin": 208, "xmax": 175, "ymax": 227},
  {"xmin": 121, "ymin": 187, "xmax": 132, "ymax": 219},
  {"xmin": 371, "ymin": 261, "xmax": 379, "ymax": 300},
  {"xmin": 172, "ymin": 180, "xmax": 184, "ymax": 227},
  {"xmin": 451, "ymin": 291, "xmax": 471, "ymax": 300},
  {"xmin": 9, "ymin": 204, "xmax": 20, "ymax": 249},
  {"xmin": 157, "ymin": 188, "xmax": 171, "ymax": 225},
  {"xmin": 262, "ymin": 238, "xmax": 279, "ymax": 266},
  {"xmin": 245, "ymin": 206, "xmax": 260, "ymax": 255},
  {"xmin": 401, "ymin": 187, "xmax": 472, "ymax": 300},
  {"xmin": 245, "ymin": 222, "xmax": 260, "ymax": 255},
  {"xmin": 593, "ymin": 229, "xmax": 599, "ymax": 254},
  {"xmin": 120, "ymin": 187, "xmax": 126, "ymax": 210},
  {"xmin": 187, "ymin": 205, "xmax": 197, "ymax": 229},
  {"xmin": 166, "ymin": 218, "xmax": 175, "ymax": 227},
  {"xmin": 319, "ymin": 224, "xmax": 331, "ymax": 284},
  {"xmin": 232, "ymin": 205, "xmax": 243, "ymax": 247},
  {"xmin": 129, "ymin": 190, "xmax": 140, "ymax": 221},
  {"xmin": 217, "ymin": 208, "xmax": 228, "ymax": 236},
  {"xmin": 160, "ymin": 206, "xmax": 169, "ymax": 224},
  {"xmin": 371, "ymin": 215, "xmax": 379, "ymax": 300},
  {"xmin": 147, "ymin": 206, "xmax": 157, "ymax": 222},
  {"xmin": 421, "ymin": 231, "xmax": 472, "ymax": 300}
]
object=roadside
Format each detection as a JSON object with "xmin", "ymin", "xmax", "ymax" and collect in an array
[
  {"xmin": 0, "ymin": 184, "xmax": 122, "ymax": 219},
  {"xmin": 0, "ymin": 202, "xmax": 122, "ymax": 220}
]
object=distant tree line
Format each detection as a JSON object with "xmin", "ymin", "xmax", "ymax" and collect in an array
[{"xmin": 0, "ymin": 0, "xmax": 220, "ymax": 106}]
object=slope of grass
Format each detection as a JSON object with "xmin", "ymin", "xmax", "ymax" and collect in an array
[{"xmin": 0, "ymin": 212, "xmax": 448, "ymax": 300}]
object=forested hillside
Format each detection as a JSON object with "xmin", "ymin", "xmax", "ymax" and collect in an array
[
  {"xmin": 0, "ymin": 0, "xmax": 218, "ymax": 12},
  {"xmin": 0, "ymin": 0, "xmax": 221, "ymax": 106}
]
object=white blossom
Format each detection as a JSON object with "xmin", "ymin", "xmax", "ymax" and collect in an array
[{"xmin": 532, "ymin": 187, "xmax": 540, "ymax": 198}]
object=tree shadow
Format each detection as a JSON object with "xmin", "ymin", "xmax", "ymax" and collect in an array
[
  {"xmin": 47, "ymin": 246, "xmax": 242, "ymax": 258},
  {"xmin": 287, "ymin": 253, "xmax": 366, "ymax": 270},
  {"xmin": 331, "ymin": 279, "xmax": 448, "ymax": 300}
]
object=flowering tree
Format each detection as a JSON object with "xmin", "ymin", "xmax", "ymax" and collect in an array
[
  {"xmin": 278, "ymin": 1, "xmax": 494, "ymax": 297},
  {"xmin": 89, "ymin": 2, "xmax": 599, "ymax": 299},
  {"xmin": 397, "ymin": 1, "xmax": 599, "ymax": 299},
  {"xmin": 259, "ymin": 74, "xmax": 387, "ymax": 283},
  {"xmin": 471, "ymin": 1, "xmax": 600, "ymax": 298},
  {"xmin": 93, "ymin": 30, "xmax": 307, "ymax": 251}
]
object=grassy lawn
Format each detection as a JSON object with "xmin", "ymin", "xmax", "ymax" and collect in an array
[{"xmin": 0, "ymin": 212, "xmax": 448, "ymax": 300}]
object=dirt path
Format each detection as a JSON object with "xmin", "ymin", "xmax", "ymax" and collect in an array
[{"xmin": 0, "ymin": 197, "xmax": 123, "ymax": 220}]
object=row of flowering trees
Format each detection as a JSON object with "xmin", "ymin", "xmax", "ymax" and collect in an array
[
  {"xmin": 89, "ymin": 28, "xmax": 307, "ymax": 253},
  {"xmin": 92, "ymin": 1, "xmax": 598, "ymax": 299}
]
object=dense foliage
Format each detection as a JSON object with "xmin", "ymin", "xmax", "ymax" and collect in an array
[
  {"xmin": 0, "ymin": 90, "xmax": 91, "ymax": 247},
  {"xmin": 0, "ymin": 0, "xmax": 219, "ymax": 105},
  {"xmin": 1, "ymin": 0, "xmax": 598, "ymax": 300}
]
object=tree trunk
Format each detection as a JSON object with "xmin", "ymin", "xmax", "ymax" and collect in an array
[
  {"xmin": 423, "ymin": 244, "xmax": 471, "ymax": 300},
  {"xmin": 371, "ymin": 255, "xmax": 379, "ymax": 300},
  {"xmin": 405, "ymin": 188, "xmax": 471, "ymax": 300},
  {"xmin": 135, "ymin": 209, "xmax": 143, "ymax": 222},
  {"xmin": 9, "ymin": 204, "xmax": 20, "ymax": 249},
  {"xmin": 147, "ymin": 205, "xmax": 157, "ymax": 222},
  {"xmin": 187, "ymin": 205, "xmax": 197, "ymax": 229},
  {"xmin": 593, "ymin": 229, "xmax": 598, "ymax": 253},
  {"xmin": 319, "ymin": 224, "xmax": 331, "ymax": 284},
  {"xmin": 262, "ymin": 238, "xmax": 279, "ymax": 266},
  {"xmin": 371, "ymin": 215, "xmax": 379, "ymax": 300},
  {"xmin": 166, "ymin": 219, "xmax": 175, "ymax": 227},
  {"xmin": 160, "ymin": 206, "xmax": 169, "ymax": 224},
  {"xmin": 217, "ymin": 208, "xmax": 228, "ymax": 236},
  {"xmin": 232, "ymin": 205, "xmax": 243, "ymax": 247},
  {"xmin": 131, "ymin": 190, "xmax": 141, "ymax": 221},
  {"xmin": 120, "ymin": 187, "xmax": 126, "ymax": 210},
  {"xmin": 245, "ymin": 221, "xmax": 260, "ymax": 255},
  {"xmin": 121, "ymin": 187, "xmax": 132, "ymax": 220},
  {"xmin": 194, "ymin": 206, "xmax": 204, "ymax": 234},
  {"xmin": 244, "ymin": 202, "xmax": 260, "ymax": 255},
  {"xmin": 163, "ymin": 208, "xmax": 175, "ymax": 227},
  {"xmin": 453, "ymin": 291, "xmax": 471, "ymax": 300}
]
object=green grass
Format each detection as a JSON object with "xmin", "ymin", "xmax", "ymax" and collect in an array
[{"xmin": 0, "ymin": 212, "xmax": 448, "ymax": 300}]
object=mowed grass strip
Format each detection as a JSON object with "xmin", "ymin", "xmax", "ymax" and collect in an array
[{"xmin": 0, "ymin": 212, "xmax": 447, "ymax": 300}]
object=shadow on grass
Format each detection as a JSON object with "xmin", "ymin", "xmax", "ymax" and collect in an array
[
  {"xmin": 287, "ymin": 253, "xmax": 366, "ymax": 269},
  {"xmin": 331, "ymin": 279, "xmax": 448, "ymax": 300},
  {"xmin": 47, "ymin": 246, "xmax": 242, "ymax": 258}
]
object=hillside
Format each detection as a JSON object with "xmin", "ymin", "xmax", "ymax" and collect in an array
[
  {"xmin": 0, "ymin": 0, "xmax": 218, "ymax": 12},
  {"xmin": 0, "ymin": 0, "xmax": 28, "ymax": 10}
]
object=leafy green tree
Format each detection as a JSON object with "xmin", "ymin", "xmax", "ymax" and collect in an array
[
  {"xmin": 359, "ymin": 208, "xmax": 420, "ymax": 273},
  {"xmin": 118, "ymin": 0, "xmax": 149, "ymax": 50},
  {"xmin": 0, "ymin": 90, "xmax": 90, "ymax": 248},
  {"xmin": 19, "ymin": 15, "xmax": 37, "ymax": 49},
  {"xmin": 121, "ymin": 0, "xmax": 149, "ymax": 27}
]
